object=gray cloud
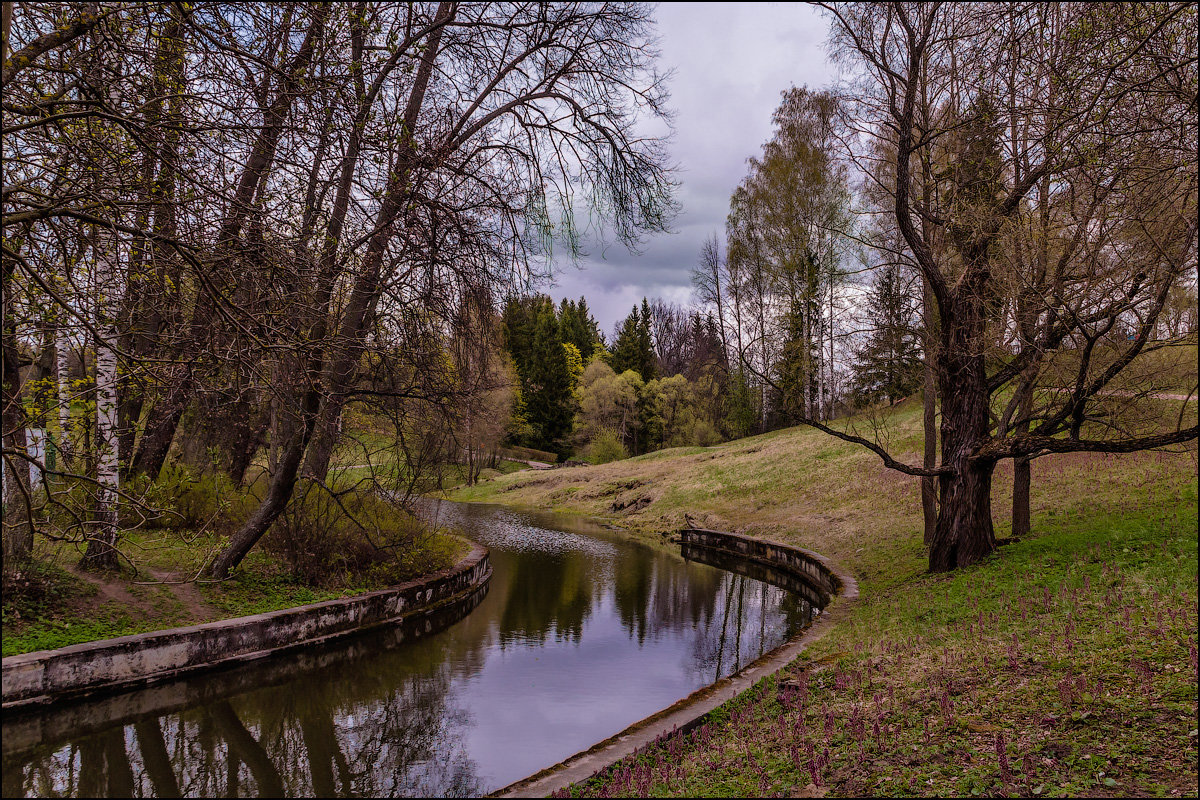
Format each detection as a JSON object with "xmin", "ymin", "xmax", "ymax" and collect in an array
[{"xmin": 542, "ymin": 3, "xmax": 839, "ymax": 333}]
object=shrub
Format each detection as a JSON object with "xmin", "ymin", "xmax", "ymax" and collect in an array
[
  {"xmin": 587, "ymin": 428, "xmax": 629, "ymax": 464},
  {"xmin": 690, "ymin": 418, "xmax": 722, "ymax": 447},
  {"xmin": 134, "ymin": 463, "xmax": 238, "ymax": 530},
  {"xmin": 1, "ymin": 559, "xmax": 94, "ymax": 624},
  {"xmin": 263, "ymin": 485, "xmax": 445, "ymax": 588}
]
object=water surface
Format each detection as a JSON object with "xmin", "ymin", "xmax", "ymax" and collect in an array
[{"xmin": 2, "ymin": 501, "xmax": 819, "ymax": 797}]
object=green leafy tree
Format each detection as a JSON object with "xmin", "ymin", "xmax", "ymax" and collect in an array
[
  {"xmin": 723, "ymin": 368, "xmax": 758, "ymax": 440},
  {"xmin": 563, "ymin": 341, "xmax": 584, "ymax": 401},
  {"xmin": 645, "ymin": 374, "xmax": 699, "ymax": 448}
]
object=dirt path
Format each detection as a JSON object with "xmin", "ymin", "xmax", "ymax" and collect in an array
[
  {"xmin": 67, "ymin": 564, "xmax": 218, "ymax": 624},
  {"xmin": 68, "ymin": 567, "xmax": 155, "ymax": 615},
  {"xmin": 143, "ymin": 568, "xmax": 216, "ymax": 621}
]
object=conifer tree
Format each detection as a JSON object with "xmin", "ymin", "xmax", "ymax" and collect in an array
[
  {"xmin": 610, "ymin": 305, "xmax": 642, "ymax": 377},
  {"xmin": 848, "ymin": 263, "xmax": 922, "ymax": 406},
  {"xmin": 525, "ymin": 303, "xmax": 575, "ymax": 455},
  {"xmin": 611, "ymin": 301, "xmax": 656, "ymax": 380},
  {"xmin": 637, "ymin": 298, "xmax": 657, "ymax": 380},
  {"xmin": 558, "ymin": 297, "xmax": 600, "ymax": 361},
  {"xmin": 501, "ymin": 297, "xmax": 537, "ymax": 379}
]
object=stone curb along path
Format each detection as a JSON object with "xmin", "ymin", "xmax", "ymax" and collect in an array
[
  {"xmin": 1, "ymin": 542, "xmax": 491, "ymax": 712},
  {"xmin": 493, "ymin": 527, "xmax": 860, "ymax": 799}
]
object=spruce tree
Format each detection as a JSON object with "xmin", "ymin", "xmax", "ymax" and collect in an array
[
  {"xmin": 559, "ymin": 297, "xmax": 600, "ymax": 361},
  {"xmin": 849, "ymin": 263, "xmax": 922, "ymax": 406},
  {"xmin": 638, "ymin": 298, "xmax": 657, "ymax": 380},
  {"xmin": 610, "ymin": 305, "xmax": 643, "ymax": 377},
  {"xmin": 611, "ymin": 300, "xmax": 656, "ymax": 380},
  {"xmin": 501, "ymin": 296, "xmax": 537, "ymax": 379},
  {"xmin": 526, "ymin": 303, "xmax": 575, "ymax": 455}
]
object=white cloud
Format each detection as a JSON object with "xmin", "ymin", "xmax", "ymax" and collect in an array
[{"xmin": 543, "ymin": 3, "xmax": 839, "ymax": 332}]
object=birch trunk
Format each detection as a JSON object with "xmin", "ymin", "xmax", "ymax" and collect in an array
[
  {"xmin": 81, "ymin": 228, "xmax": 121, "ymax": 570},
  {"xmin": 56, "ymin": 319, "xmax": 74, "ymax": 467}
]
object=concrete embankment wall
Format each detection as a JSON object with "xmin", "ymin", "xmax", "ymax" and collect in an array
[
  {"xmin": 496, "ymin": 528, "xmax": 853, "ymax": 798},
  {"xmin": 678, "ymin": 527, "xmax": 840, "ymax": 605},
  {"xmin": 2, "ymin": 543, "xmax": 491, "ymax": 711}
]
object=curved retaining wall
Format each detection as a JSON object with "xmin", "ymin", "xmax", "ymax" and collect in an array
[
  {"xmin": 2, "ymin": 543, "xmax": 490, "ymax": 712},
  {"xmin": 496, "ymin": 527, "xmax": 854, "ymax": 798},
  {"xmin": 2, "ymin": 579, "xmax": 491, "ymax": 759},
  {"xmin": 680, "ymin": 543, "xmax": 827, "ymax": 609},
  {"xmin": 678, "ymin": 527, "xmax": 840, "ymax": 605}
]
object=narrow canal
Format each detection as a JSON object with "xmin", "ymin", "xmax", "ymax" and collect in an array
[{"xmin": 2, "ymin": 502, "xmax": 821, "ymax": 797}]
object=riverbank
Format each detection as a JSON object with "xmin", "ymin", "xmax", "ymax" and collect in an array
[
  {"xmin": 3, "ymin": 542, "xmax": 490, "ymax": 710},
  {"xmin": 2, "ymin": 528, "xmax": 466, "ymax": 658},
  {"xmin": 448, "ymin": 401, "xmax": 1199, "ymax": 796}
]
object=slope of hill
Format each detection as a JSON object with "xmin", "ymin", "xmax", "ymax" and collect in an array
[{"xmin": 448, "ymin": 400, "xmax": 1199, "ymax": 796}]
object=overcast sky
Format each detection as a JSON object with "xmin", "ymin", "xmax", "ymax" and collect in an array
[{"xmin": 542, "ymin": 2, "xmax": 840, "ymax": 337}]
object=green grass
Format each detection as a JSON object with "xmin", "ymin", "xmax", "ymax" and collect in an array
[
  {"xmin": 564, "ymin": 490, "xmax": 1197, "ymax": 797},
  {"xmin": 197, "ymin": 531, "xmax": 466, "ymax": 619},
  {"xmin": 451, "ymin": 402, "xmax": 1197, "ymax": 797},
  {"xmin": 2, "ymin": 526, "xmax": 468, "ymax": 657}
]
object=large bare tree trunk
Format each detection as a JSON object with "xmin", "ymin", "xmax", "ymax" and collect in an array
[
  {"xmin": 920, "ymin": 276, "xmax": 938, "ymax": 546},
  {"xmin": 928, "ymin": 295, "xmax": 996, "ymax": 572},
  {"xmin": 208, "ymin": 393, "xmax": 315, "ymax": 579},
  {"xmin": 1012, "ymin": 456, "xmax": 1031, "ymax": 538},
  {"xmin": 129, "ymin": 382, "xmax": 188, "ymax": 480}
]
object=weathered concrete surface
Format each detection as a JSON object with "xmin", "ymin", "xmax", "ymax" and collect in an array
[
  {"xmin": 679, "ymin": 528, "xmax": 840, "ymax": 604},
  {"xmin": 2, "ymin": 543, "xmax": 490, "ymax": 711},
  {"xmin": 2, "ymin": 578, "xmax": 490, "ymax": 759},
  {"xmin": 494, "ymin": 528, "xmax": 857, "ymax": 799},
  {"xmin": 680, "ymin": 542, "xmax": 827, "ymax": 608}
]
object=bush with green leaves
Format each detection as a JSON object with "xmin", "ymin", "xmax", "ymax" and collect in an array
[{"xmin": 586, "ymin": 428, "xmax": 629, "ymax": 464}]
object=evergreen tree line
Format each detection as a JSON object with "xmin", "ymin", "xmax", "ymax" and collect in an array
[{"xmin": 500, "ymin": 294, "xmax": 742, "ymax": 460}]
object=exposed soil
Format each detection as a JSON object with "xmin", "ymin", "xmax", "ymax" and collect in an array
[
  {"xmin": 67, "ymin": 564, "xmax": 218, "ymax": 625},
  {"xmin": 143, "ymin": 568, "xmax": 216, "ymax": 621}
]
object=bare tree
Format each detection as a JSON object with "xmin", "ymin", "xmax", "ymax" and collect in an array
[
  {"xmin": 692, "ymin": 233, "xmax": 731, "ymax": 359},
  {"xmin": 817, "ymin": 1, "xmax": 1197, "ymax": 571},
  {"xmin": 4, "ymin": 3, "xmax": 674, "ymax": 580},
  {"xmin": 208, "ymin": 2, "xmax": 676, "ymax": 577}
]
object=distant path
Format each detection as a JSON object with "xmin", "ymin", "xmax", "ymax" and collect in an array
[
  {"xmin": 1044, "ymin": 387, "xmax": 1194, "ymax": 402},
  {"xmin": 510, "ymin": 459, "xmax": 554, "ymax": 470}
]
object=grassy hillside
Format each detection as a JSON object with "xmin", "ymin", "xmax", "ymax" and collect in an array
[
  {"xmin": 449, "ymin": 399, "xmax": 1199, "ymax": 796},
  {"xmin": 449, "ymin": 399, "xmax": 1194, "ymax": 595}
]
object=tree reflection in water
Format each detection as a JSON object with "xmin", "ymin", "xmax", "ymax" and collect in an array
[{"xmin": 3, "ymin": 504, "xmax": 819, "ymax": 798}]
